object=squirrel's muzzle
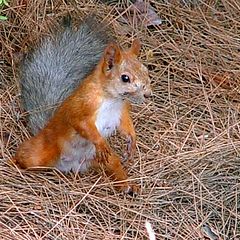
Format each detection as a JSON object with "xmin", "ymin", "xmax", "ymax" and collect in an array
[{"xmin": 144, "ymin": 90, "xmax": 152, "ymax": 98}]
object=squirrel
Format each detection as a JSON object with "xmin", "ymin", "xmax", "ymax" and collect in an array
[{"xmin": 14, "ymin": 15, "xmax": 151, "ymax": 194}]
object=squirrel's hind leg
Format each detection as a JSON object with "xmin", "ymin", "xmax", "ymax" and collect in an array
[
  {"xmin": 14, "ymin": 138, "xmax": 60, "ymax": 169},
  {"xmin": 92, "ymin": 153, "xmax": 139, "ymax": 195}
]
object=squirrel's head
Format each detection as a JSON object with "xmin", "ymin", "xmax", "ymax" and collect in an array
[{"xmin": 101, "ymin": 39, "xmax": 151, "ymax": 104}]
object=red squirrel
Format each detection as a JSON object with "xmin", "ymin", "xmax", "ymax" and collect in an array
[{"xmin": 14, "ymin": 16, "xmax": 151, "ymax": 194}]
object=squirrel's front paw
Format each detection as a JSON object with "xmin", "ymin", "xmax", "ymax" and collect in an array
[
  {"xmin": 95, "ymin": 140, "xmax": 111, "ymax": 163},
  {"xmin": 123, "ymin": 135, "xmax": 136, "ymax": 162}
]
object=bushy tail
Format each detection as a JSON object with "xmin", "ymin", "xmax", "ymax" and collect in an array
[{"xmin": 20, "ymin": 15, "xmax": 113, "ymax": 135}]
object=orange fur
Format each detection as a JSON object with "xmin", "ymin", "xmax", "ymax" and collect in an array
[
  {"xmin": 119, "ymin": 103, "xmax": 136, "ymax": 160},
  {"xmin": 92, "ymin": 153, "xmax": 139, "ymax": 193},
  {"xmin": 15, "ymin": 39, "xmax": 151, "ymax": 194}
]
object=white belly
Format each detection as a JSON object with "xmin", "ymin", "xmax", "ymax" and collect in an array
[{"xmin": 56, "ymin": 99, "xmax": 123, "ymax": 173}]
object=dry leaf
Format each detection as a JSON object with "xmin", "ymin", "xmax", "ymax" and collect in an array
[
  {"xmin": 203, "ymin": 69, "xmax": 235, "ymax": 89},
  {"xmin": 119, "ymin": 0, "xmax": 162, "ymax": 27}
]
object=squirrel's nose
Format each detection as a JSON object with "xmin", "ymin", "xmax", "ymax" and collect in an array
[{"xmin": 144, "ymin": 90, "xmax": 152, "ymax": 98}]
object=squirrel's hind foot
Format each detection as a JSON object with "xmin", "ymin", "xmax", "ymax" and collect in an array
[{"xmin": 117, "ymin": 183, "xmax": 140, "ymax": 196}]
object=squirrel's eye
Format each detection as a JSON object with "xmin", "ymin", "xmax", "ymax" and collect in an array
[{"xmin": 121, "ymin": 74, "xmax": 130, "ymax": 83}]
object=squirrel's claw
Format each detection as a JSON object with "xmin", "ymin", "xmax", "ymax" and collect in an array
[
  {"xmin": 123, "ymin": 135, "xmax": 136, "ymax": 162},
  {"xmin": 118, "ymin": 183, "xmax": 140, "ymax": 196}
]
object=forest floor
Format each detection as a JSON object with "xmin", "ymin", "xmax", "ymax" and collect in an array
[{"xmin": 1, "ymin": 0, "xmax": 240, "ymax": 239}]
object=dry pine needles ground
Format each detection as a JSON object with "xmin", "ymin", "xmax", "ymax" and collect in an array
[{"xmin": 0, "ymin": 0, "xmax": 240, "ymax": 239}]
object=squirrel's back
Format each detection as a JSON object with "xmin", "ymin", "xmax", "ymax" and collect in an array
[{"xmin": 20, "ymin": 16, "xmax": 112, "ymax": 135}]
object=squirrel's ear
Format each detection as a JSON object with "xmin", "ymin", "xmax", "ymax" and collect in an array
[
  {"xmin": 103, "ymin": 43, "xmax": 121, "ymax": 71},
  {"xmin": 130, "ymin": 39, "xmax": 141, "ymax": 57}
]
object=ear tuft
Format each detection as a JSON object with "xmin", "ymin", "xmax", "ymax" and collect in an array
[
  {"xmin": 130, "ymin": 39, "xmax": 141, "ymax": 56},
  {"xmin": 104, "ymin": 43, "xmax": 121, "ymax": 71}
]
